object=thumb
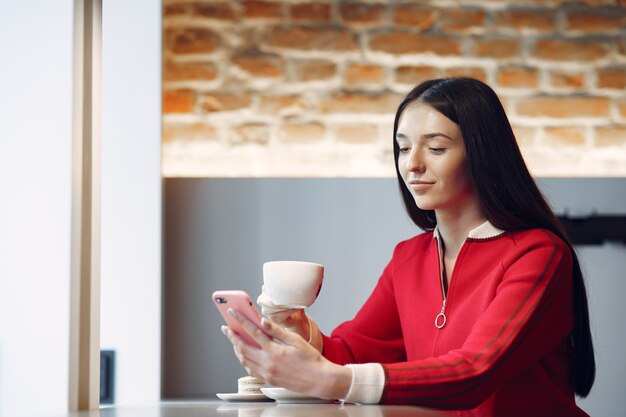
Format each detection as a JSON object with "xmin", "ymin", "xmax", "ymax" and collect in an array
[{"xmin": 261, "ymin": 318, "xmax": 302, "ymax": 345}]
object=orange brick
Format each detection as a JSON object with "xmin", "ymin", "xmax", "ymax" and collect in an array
[
  {"xmin": 336, "ymin": 125, "xmax": 379, "ymax": 144},
  {"xmin": 550, "ymin": 71, "xmax": 586, "ymax": 89},
  {"xmin": 290, "ymin": 3, "xmax": 331, "ymax": 22},
  {"xmin": 442, "ymin": 67, "xmax": 487, "ymax": 82},
  {"xmin": 340, "ymin": 3, "xmax": 385, "ymax": 24},
  {"xmin": 597, "ymin": 68, "xmax": 626, "ymax": 89},
  {"xmin": 496, "ymin": 66, "xmax": 539, "ymax": 88},
  {"xmin": 493, "ymin": 9, "xmax": 556, "ymax": 33},
  {"xmin": 395, "ymin": 66, "xmax": 438, "ymax": 84},
  {"xmin": 618, "ymin": 100, "xmax": 626, "ymax": 117},
  {"xmin": 163, "ymin": 4, "xmax": 187, "ymax": 17},
  {"xmin": 583, "ymin": 0, "xmax": 618, "ymax": 3},
  {"xmin": 595, "ymin": 125, "xmax": 626, "ymax": 147},
  {"xmin": 163, "ymin": 61, "xmax": 218, "ymax": 82},
  {"xmin": 511, "ymin": 0, "xmax": 617, "ymax": 5},
  {"xmin": 164, "ymin": 28, "xmax": 220, "ymax": 55},
  {"xmin": 192, "ymin": 3, "xmax": 237, "ymax": 20},
  {"xmin": 543, "ymin": 127, "xmax": 586, "ymax": 146},
  {"xmin": 473, "ymin": 38, "xmax": 520, "ymax": 58},
  {"xmin": 501, "ymin": 96, "xmax": 514, "ymax": 115},
  {"xmin": 516, "ymin": 96, "xmax": 611, "ymax": 118},
  {"xmin": 393, "ymin": 5, "xmax": 436, "ymax": 29},
  {"xmin": 533, "ymin": 39, "xmax": 609, "ymax": 61},
  {"xmin": 279, "ymin": 122, "xmax": 326, "ymax": 143},
  {"xmin": 163, "ymin": 89, "xmax": 195, "ymax": 113},
  {"xmin": 345, "ymin": 64, "xmax": 385, "ymax": 85},
  {"xmin": 291, "ymin": 60, "xmax": 337, "ymax": 81},
  {"xmin": 370, "ymin": 32, "xmax": 460, "ymax": 56},
  {"xmin": 234, "ymin": 54, "xmax": 284, "ymax": 78},
  {"xmin": 230, "ymin": 123, "xmax": 270, "ymax": 145},
  {"xmin": 512, "ymin": 125, "xmax": 537, "ymax": 147},
  {"xmin": 200, "ymin": 93, "xmax": 252, "ymax": 112},
  {"xmin": 320, "ymin": 92, "xmax": 402, "ymax": 114},
  {"xmin": 162, "ymin": 123, "xmax": 218, "ymax": 143},
  {"xmin": 438, "ymin": 8, "xmax": 486, "ymax": 33},
  {"xmin": 566, "ymin": 10, "xmax": 626, "ymax": 33},
  {"xmin": 265, "ymin": 27, "xmax": 358, "ymax": 51},
  {"xmin": 258, "ymin": 95, "xmax": 309, "ymax": 116},
  {"xmin": 244, "ymin": 0, "xmax": 282, "ymax": 19}
]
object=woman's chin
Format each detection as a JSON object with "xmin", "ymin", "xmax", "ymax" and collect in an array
[{"xmin": 412, "ymin": 196, "xmax": 435, "ymax": 211}]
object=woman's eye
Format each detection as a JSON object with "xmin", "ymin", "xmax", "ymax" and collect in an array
[
  {"xmin": 429, "ymin": 148, "xmax": 446, "ymax": 154},
  {"xmin": 399, "ymin": 147, "xmax": 411, "ymax": 154}
]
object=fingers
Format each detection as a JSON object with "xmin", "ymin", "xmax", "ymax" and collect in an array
[
  {"xmin": 227, "ymin": 308, "xmax": 275, "ymax": 348},
  {"xmin": 222, "ymin": 325, "xmax": 263, "ymax": 371},
  {"xmin": 260, "ymin": 318, "xmax": 305, "ymax": 347},
  {"xmin": 222, "ymin": 318, "xmax": 324, "ymax": 393}
]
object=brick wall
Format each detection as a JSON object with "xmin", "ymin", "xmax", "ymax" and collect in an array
[{"xmin": 162, "ymin": 0, "xmax": 626, "ymax": 177}]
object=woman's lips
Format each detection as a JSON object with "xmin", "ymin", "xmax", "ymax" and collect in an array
[{"xmin": 408, "ymin": 181, "xmax": 435, "ymax": 191}]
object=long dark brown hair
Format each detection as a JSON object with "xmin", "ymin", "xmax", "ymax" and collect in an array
[{"xmin": 393, "ymin": 77, "xmax": 595, "ymax": 397}]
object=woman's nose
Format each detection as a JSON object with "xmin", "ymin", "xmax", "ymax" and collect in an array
[{"xmin": 406, "ymin": 149, "xmax": 425, "ymax": 172}]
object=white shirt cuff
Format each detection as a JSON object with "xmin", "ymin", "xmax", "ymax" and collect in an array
[{"xmin": 342, "ymin": 363, "xmax": 385, "ymax": 404}]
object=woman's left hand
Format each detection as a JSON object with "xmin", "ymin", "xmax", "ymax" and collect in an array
[{"xmin": 221, "ymin": 308, "xmax": 351, "ymax": 400}]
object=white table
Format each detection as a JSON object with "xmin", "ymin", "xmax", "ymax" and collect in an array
[{"xmin": 64, "ymin": 401, "xmax": 447, "ymax": 417}]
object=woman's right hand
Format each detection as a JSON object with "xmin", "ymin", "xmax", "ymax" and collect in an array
[
  {"xmin": 257, "ymin": 285, "xmax": 310, "ymax": 340},
  {"xmin": 221, "ymin": 312, "xmax": 351, "ymax": 401}
]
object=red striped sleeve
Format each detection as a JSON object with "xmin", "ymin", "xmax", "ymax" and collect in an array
[{"xmin": 382, "ymin": 231, "xmax": 575, "ymax": 409}]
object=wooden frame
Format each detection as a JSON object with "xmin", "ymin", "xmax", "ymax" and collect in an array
[{"xmin": 69, "ymin": 0, "xmax": 102, "ymax": 411}]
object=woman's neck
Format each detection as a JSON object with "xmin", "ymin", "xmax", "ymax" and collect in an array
[{"xmin": 435, "ymin": 204, "xmax": 487, "ymax": 258}]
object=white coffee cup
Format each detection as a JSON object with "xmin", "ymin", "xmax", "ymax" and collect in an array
[{"xmin": 262, "ymin": 261, "xmax": 324, "ymax": 308}]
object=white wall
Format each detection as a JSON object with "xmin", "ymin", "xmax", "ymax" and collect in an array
[
  {"xmin": 0, "ymin": 2, "xmax": 73, "ymax": 417},
  {"xmin": 0, "ymin": 1, "xmax": 162, "ymax": 415},
  {"xmin": 100, "ymin": 0, "xmax": 162, "ymax": 406}
]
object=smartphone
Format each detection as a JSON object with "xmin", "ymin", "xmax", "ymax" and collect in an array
[{"xmin": 212, "ymin": 290, "xmax": 269, "ymax": 349}]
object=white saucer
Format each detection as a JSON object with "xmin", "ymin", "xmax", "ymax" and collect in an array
[
  {"xmin": 216, "ymin": 392, "xmax": 273, "ymax": 402},
  {"xmin": 260, "ymin": 387, "xmax": 334, "ymax": 404}
]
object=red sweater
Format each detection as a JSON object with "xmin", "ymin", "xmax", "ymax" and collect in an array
[{"xmin": 322, "ymin": 227, "xmax": 588, "ymax": 417}]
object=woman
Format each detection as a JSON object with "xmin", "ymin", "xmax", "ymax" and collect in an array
[{"xmin": 222, "ymin": 78, "xmax": 595, "ymax": 416}]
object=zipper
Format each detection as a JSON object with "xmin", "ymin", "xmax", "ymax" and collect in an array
[
  {"xmin": 434, "ymin": 234, "xmax": 471, "ymax": 330},
  {"xmin": 435, "ymin": 299, "xmax": 447, "ymax": 328},
  {"xmin": 435, "ymin": 235, "xmax": 448, "ymax": 329}
]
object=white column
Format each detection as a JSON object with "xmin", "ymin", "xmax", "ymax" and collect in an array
[{"xmin": 69, "ymin": 0, "xmax": 102, "ymax": 411}]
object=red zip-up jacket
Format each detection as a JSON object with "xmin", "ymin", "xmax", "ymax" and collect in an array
[{"xmin": 321, "ymin": 225, "xmax": 588, "ymax": 417}]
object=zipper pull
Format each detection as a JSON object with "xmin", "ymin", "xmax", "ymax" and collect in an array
[{"xmin": 435, "ymin": 299, "xmax": 447, "ymax": 329}]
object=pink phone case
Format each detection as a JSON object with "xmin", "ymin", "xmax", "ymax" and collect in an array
[{"xmin": 212, "ymin": 290, "xmax": 268, "ymax": 349}]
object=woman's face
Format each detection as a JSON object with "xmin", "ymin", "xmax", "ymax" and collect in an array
[{"xmin": 395, "ymin": 102, "xmax": 478, "ymax": 213}]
